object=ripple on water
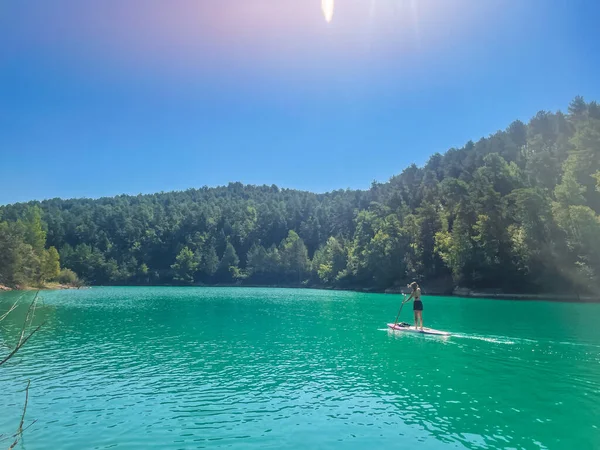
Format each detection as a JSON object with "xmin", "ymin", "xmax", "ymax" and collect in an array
[{"xmin": 1, "ymin": 287, "xmax": 600, "ymax": 449}]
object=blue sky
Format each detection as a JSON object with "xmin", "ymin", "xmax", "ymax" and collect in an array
[{"xmin": 1, "ymin": 0, "xmax": 599, "ymax": 205}]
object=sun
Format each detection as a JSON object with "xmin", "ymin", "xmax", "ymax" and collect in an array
[{"xmin": 322, "ymin": 0, "xmax": 334, "ymax": 23}]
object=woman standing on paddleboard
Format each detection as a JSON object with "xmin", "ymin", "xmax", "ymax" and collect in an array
[{"xmin": 403, "ymin": 282, "xmax": 423, "ymax": 330}]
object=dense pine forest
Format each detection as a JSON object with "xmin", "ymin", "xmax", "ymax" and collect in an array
[{"xmin": 1, "ymin": 97, "xmax": 600, "ymax": 294}]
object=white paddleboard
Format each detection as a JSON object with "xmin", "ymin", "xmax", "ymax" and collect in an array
[{"xmin": 387, "ymin": 323, "xmax": 450, "ymax": 336}]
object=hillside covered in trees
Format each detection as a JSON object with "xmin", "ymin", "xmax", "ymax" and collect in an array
[
  {"xmin": 1, "ymin": 97, "xmax": 600, "ymax": 294},
  {"xmin": 0, "ymin": 207, "xmax": 78, "ymax": 288}
]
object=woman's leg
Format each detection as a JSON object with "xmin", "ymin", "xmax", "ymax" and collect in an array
[
  {"xmin": 418, "ymin": 311, "xmax": 423, "ymax": 330},
  {"xmin": 413, "ymin": 310, "xmax": 418, "ymax": 328}
]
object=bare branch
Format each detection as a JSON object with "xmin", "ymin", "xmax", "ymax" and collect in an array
[
  {"xmin": 0, "ymin": 292, "xmax": 29, "ymax": 323},
  {"xmin": 17, "ymin": 380, "xmax": 29, "ymax": 432},
  {"xmin": 2, "ymin": 420, "xmax": 37, "ymax": 447},
  {"xmin": 0, "ymin": 322, "xmax": 44, "ymax": 367},
  {"xmin": 6, "ymin": 380, "xmax": 32, "ymax": 450},
  {"xmin": 0, "ymin": 301, "xmax": 19, "ymax": 323},
  {"xmin": 0, "ymin": 419, "xmax": 37, "ymax": 445},
  {"xmin": 18, "ymin": 291, "xmax": 39, "ymax": 346},
  {"xmin": 1, "ymin": 292, "xmax": 43, "ymax": 447}
]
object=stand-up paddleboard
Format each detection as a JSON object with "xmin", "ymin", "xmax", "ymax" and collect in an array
[{"xmin": 387, "ymin": 322, "xmax": 450, "ymax": 336}]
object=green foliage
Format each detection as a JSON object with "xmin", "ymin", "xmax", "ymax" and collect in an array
[
  {"xmin": 171, "ymin": 247, "xmax": 198, "ymax": 284},
  {"xmin": 434, "ymin": 213, "xmax": 474, "ymax": 286},
  {"xmin": 2, "ymin": 97, "xmax": 600, "ymax": 294},
  {"xmin": 593, "ymin": 171, "xmax": 600, "ymax": 192},
  {"xmin": 0, "ymin": 206, "xmax": 75, "ymax": 287},
  {"xmin": 279, "ymin": 230, "xmax": 310, "ymax": 283},
  {"xmin": 246, "ymin": 243, "xmax": 269, "ymax": 278},
  {"xmin": 55, "ymin": 268, "xmax": 81, "ymax": 286},
  {"xmin": 0, "ymin": 221, "xmax": 30, "ymax": 286},
  {"xmin": 199, "ymin": 244, "xmax": 219, "ymax": 279},
  {"xmin": 568, "ymin": 96, "xmax": 587, "ymax": 118},
  {"xmin": 312, "ymin": 237, "xmax": 347, "ymax": 285},
  {"xmin": 21, "ymin": 206, "xmax": 47, "ymax": 254},
  {"xmin": 555, "ymin": 155, "xmax": 586, "ymax": 206},
  {"xmin": 217, "ymin": 242, "xmax": 240, "ymax": 282},
  {"xmin": 42, "ymin": 247, "xmax": 61, "ymax": 281}
]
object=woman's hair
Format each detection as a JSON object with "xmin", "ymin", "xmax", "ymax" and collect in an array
[{"xmin": 409, "ymin": 282, "xmax": 418, "ymax": 290}]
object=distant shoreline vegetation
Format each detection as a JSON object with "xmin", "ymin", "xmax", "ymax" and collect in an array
[
  {"xmin": 3, "ymin": 284, "xmax": 598, "ymax": 304},
  {"xmin": 2, "ymin": 97, "xmax": 600, "ymax": 299}
]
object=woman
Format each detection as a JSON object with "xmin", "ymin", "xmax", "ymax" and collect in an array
[{"xmin": 403, "ymin": 282, "xmax": 423, "ymax": 330}]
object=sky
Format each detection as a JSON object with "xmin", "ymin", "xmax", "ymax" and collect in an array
[{"xmin": 1, "ymin": 0, "xmax": 599, "ymax": 205}]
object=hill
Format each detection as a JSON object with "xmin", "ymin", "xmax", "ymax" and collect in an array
[{"xmin": 1, "ymin": 97, "xmax": 600, "ymax": 295}]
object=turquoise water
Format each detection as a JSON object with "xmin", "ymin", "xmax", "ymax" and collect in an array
[{"xmin": 1, "ymin": 287, "xmax": 599, "ymax": 449}]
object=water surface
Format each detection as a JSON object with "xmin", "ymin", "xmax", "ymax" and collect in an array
[{"xmin": 1, "ymin": 287, "xmax": 599, "ymax": 449}]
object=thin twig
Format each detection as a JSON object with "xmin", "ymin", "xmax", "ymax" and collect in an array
[
  {"xmin": 1, "ymin": 293, "xmax": 43, "ymax": 449},
  {"xmin": 0, "ymin": 322, "xmax": 44, "ymax": 367},
  {"xmin": 0, "ymin": 302, "xmax": 19, "ymax": 323},
  {"xmin": 18, "ymin": 291, "xmax": 39, "ymax": 346},
  {"xmin": 6, "ymin": 380, "xmax": 32, "ymax": 450},
  {"xmin": 0, "ymin": 292, "xmax": 28, "ymax": 323},
  {"xmin": 17, "ymin": 380, "xmax": 29, "ymax": 433},
  {"xmin": 0, "ymin": 421, "xmax": 37, "ymax": 445},
  {"xmin": 3, "ymin": 420, "xmax": 37, "ymax": 446},
  {"xmin": 1, "ymin": 294, "xmax": 26, "ymax": 353}
]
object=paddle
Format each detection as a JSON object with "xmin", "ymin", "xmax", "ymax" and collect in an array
[{"xmin": 392, "ymin": 294, "xmax": 407, "ymax": 328}]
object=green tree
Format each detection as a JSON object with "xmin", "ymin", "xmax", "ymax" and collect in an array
[
  {"xmin": 312, "ymin": 237, "xmax": 347, "ymax": 284},
  {"xmin": 217, "ymin": 242, "xmax": 240, "ymax": 282},
  {"xmin": 553, "ymin": 205, "xmax": 600, "ymax": 292},
  {"xmin": 414, "ymin": 203, "xmax": 444, "ymax": 279},
  {"xmin": 265, "ymin": 245, "xmax": 282, "ymax": 281},
  {"xmin": 55, "ymin": 268, "xmax": 82, "ymax": 286},
  {"xmin": 200, "ymin": 244, "xmax": 219, "ymax": 279},
  {"xmin": 568, "ymin": 95, "xmax": 587, "ymax": 119},
  {"xmin": 42, "ymin": 247, "xmax": 61, "ymax": 281},
  {"xmin": 0, "ymin": 96, "xmax": 598, "ymax": 295},
  {"xmin": 280, "ymin": 231, "xmax": 310, "ymax": 282},
  {"xmin": 246, "ymin": 243, "xmax": 269, "ymax": 280},
  {"xmin": 21, "ymin": 206, "xmax": 47, "ymax": 254},
  {"xmin": 568, "ymin": 117, "xmax": 600, "ymax": 211},
  {"xmin": 0, "ymin": 221, "xmax": 27, "ymax": 286},
  {"xmin": 171, "ymin": 247, "xmax": 198, "ymax": 284},
  {"xmin": 554, "ymin": 155, "xmax": 586, "ymax": 206},
  {"xmin": 435, "ymin": 210, "xmax": 474, "ymax": 286},
  {"xmin": 507, "ymin": 189, "xmax": 555, "ymax": 275},
  {"xmin": 0, "ymin": 215, "xmax": 61, "ymax": 287}
]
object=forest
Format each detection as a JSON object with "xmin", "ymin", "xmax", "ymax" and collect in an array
[{"xmin": 1, "ymin": 97, "xmax": 599, "ymax": 294}]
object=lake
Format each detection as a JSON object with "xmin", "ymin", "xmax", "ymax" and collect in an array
[{"xmin": 1, "ymin": 287, "xmax": 599, "ymax": 449}]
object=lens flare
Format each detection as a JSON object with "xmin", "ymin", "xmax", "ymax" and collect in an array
[{"xmin": 322, "ymin": 0, "xmax": 334, "ymax": 23}]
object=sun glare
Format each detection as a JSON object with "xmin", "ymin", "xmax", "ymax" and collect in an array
[{"xmin": 322, "ymin": 0, "xmax": 334, "ymax": 23}]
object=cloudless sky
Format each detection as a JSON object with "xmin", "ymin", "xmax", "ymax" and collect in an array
[{"xmin": 1, "ymin": 0, "xmax": 599, "ymax": 204}]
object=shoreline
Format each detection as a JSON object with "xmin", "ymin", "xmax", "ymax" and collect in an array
[
  {"xmin": 3, "ymin": 283, "xmax": 596, "ymax": 303},
  {"xmin": 2, "ymin": 282, "xmax": 598, "ymax": 303},
  {"xmin": 382, "ymin": 287, "xmax": 600, "ymax": 303},
  {"xmin": 0, "ymin": 283, "xmax": 86, "ymax": 292}
]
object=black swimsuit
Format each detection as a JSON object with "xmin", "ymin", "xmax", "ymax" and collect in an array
[{"xmin": 414, "ymin": 298, "xmax": 423, "ymax": 311}]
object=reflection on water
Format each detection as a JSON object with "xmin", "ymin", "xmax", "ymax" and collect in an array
[{"xmin": 1, "ymin": 287, "xmax": 599, "ymax": 449}]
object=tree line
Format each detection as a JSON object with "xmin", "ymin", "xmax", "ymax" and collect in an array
[
  {"xmin": 1, "ymin": 97, "xmax": 599, "ymax": 294},
  {"xmin": 0, "ymin": 207, "xmax": 79, "ymax": 288}
]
